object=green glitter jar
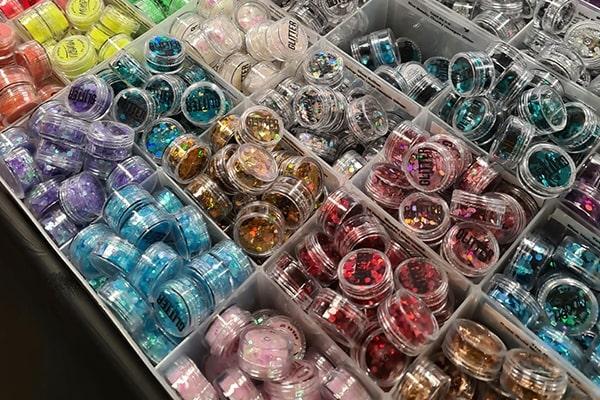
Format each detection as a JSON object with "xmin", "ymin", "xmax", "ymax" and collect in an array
[
  {"xmin": 518, "ymin": 143, "xmax": 575, "ymax": 198},
  {"xmin": 537, "ymin": 275, "xmax": 598, "ymax": 336},
  {"xmin": 517, "ymin": 85, "xmax": 567, "ymax": 135}
]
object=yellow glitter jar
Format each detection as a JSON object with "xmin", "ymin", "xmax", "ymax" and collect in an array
[
  {"xmin": 51, "ymin": 35, "xmax": 97, "ymax": 79},
  {"xmin": 65, "ymin": 0, "xmax": 104, "ymax": 31},
  {"xmin": 98, "ymin": 33, "xmax": 131, "ymax": 61},
  {"xmin": 99, "ymin": 5, "xmax": 139, "ymax": 36},
  {"xmin": 33, "ymin": 1, "xmax": 69, "ymax": 39},
  {"xmin": 16, "ymin": 9, "xmax": 54, "ymax": 43},
  {"xmin": 86, "ymin": 22, "xmax": 113, "ymax": 50}
]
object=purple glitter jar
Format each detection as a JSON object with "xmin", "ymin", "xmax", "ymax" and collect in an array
[
  {"xmin": 35, "ymin": 139, "xmax": 84, "ymax": 176},
  {"xmin": 25, "ymin": 177, "xmax": 61, "ymax": 218},
  {"xmin": 59, "ymin": 171, "xmax": 106, "ymax": 224},
  {"xmin": 579, "ymin": 154, "xmax": 600, "ymax": 189},
  {"xmin": 564, "ymin": 181, "xmax": 600, "ymax": 225},
  {"xmin": 38, "ymin": 114, "xmax": 89, "ymax": 146},
  {"xmin": 40, "ymin": 206, "xmax": 79, "ymax": 246},
  {"xmin": 66, "ymin": 74, "xmax": 114, "ymax": 120},
  {"xmin": 28, "ymin": 100, "xmax": 70, "ymax": 139},
  {"xmin": 0, "ymin": 147, "xmax": 42, "ymax": 198},
  {"xmin": 87, "ymin": 121, "xmax": 135, "ymax": 161},
  {"xmin": 0, "ymin": 127, "xmax": 36, "ymax": 157},
  {"xmin": 106, "ymin": 156, "xmax": 155, "ymax": 191}
]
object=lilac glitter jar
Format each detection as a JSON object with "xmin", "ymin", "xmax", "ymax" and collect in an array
[
  {"xmin": 0, "ymin": 147, "xmax": 41, "ymax": 198},
  {"xmin": 28, "ymin": 100, "xmax": 70, "ymax": 139},
  {"xmin": 35, "ymin": 139, "xmax": 84, "ymax": 176},
  {"xmin": 66, "ymin": 74, "xmax": 114, "ymax": 120},
  {"xmin": 40, "ymin": 206, "xmax": 79, "ymax": 246},
  {"xmin": 59, "ymin": 171, "xmax": 106, "ymax": 224},
  {"xmin": 38, "ymin": 114, "xmax": 89, "ymax": 146},
  {"xmin": 0, "ymin": 127, "xmax": 36, "ymax": 157},
  {"xmin": 25, "ymin": 177, "xmax": 61, "ymax": 218},
  {"xmin": 107, "ymin": 156, "xmax": 155, "ymax": 192},
  {"xmin": 85, "ymin": 120, "xmax": 135, "ymax": 179}
]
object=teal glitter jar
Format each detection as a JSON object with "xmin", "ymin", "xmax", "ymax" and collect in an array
[
  {"xmin": 486, "ymin": 42, "xmax": 526, "ymax": 74},
  {"xmin": 181, "ymin": 81, "xmax": 227, "ymax": 127},
  {"xmin": 449, "ymin": 51, "xmax": 496, "ymax": 97},
  {"xmin": 534, "ymin": 324, "xmax": 585, "ymax": 367},
  {"xmin": 485, "ymin": 274, "xmax": 542, "ymax": 327},
  {"xmin": 185, "ymin": 253, "xmax": 233, "ymax": 305},
  {"xmin": 134, "ymin": 318, "xmax": 179, "ymax": 364},
  {"xmin": 153, "ymin": 187, "xmax": 184, "ymax": 214},
  {"xmin": 209, "ymin": 239, "xmax": 253, "ymax": 287},
  {"xmin": 109, "ymin": 51, "xmax": 152, "ymax": 88},
  {"xmin": 144, "ymin": 35, "xmax": 185, "ymax": 74},
  {"xmin": 70, "ymin": 223, "xmax": 117, "ymax": 280},
  {"xmin": 537, "ymin": 274, "xmax": 599, "ymax": 336},
  {"xmin": 129, "ymin": 241, "xmax": 183, "ymax": 299},
  {"xmin": 517, "ymin": 143, "xmax": 575, "ymax": 198},
  {"xmin": 433, "ymin": 91, "xmax": 461, "ymax": 124},
  {"xmin": 142, "ymin": 118, "xmax": 186, "ymax": 163},
  {"xmin": 112, "ymin": 88, "xmax": 159, "ymax": 133},
  {"xmin": 452, "ymin": 96, "xmax": 497, "ymax": 144},
  {"xmin": 395, "ymin": 37, "xmax": 422, "ymax": 63},
  {"xmin": 91, "ymin": 235, "xmax": 142, "ymax": 277},
  {"xmin": 550, "ymin": 102, "xmax": 600, "ymax": 153},
  {"xmin": 350, "ymin": 28, "xmax": 399, "ymax": 69},
  {"xmin": 516, "ymin": 85, "xmax": 567, "ymax": 135},
  {"xmin": 97, "ymin": 276, "xmax": 151, "ymax": 334},
  {"xmin": 154, "ymin": 275, "xmax": 214, "ymax": 337},
  {"xmin": 103, "ymin": 184, "xmax": 155, "ymax": 231},
  {"xmin": 424, "ymin": 56, "xmax": 449, "ymax": 83},
  {"xmin": 178, "ymin": 63, "xmax": 208, "ymax": 85},
  {"xmin": 119, "ymin": 202, "xmax": 175, "ymax": 251},
  {"xmin": 554, "ymin": 235, "xmax": 600, "ymax": 291},
  {"xmin": 144, "ymin": 74, "xmax": 186, "ymax": 116},
  {"xmin": 171, "ymin": 205, "xmax": 211, "ymax": 259},
  {"xmin": 505, "ymin": 233, "xmax": 555, "ymax": 291},
  {"xmin": 489, "ymin": 116, "xmax": 535, "ymax": 170},
  {"xmin": 490, "ymin": 62, "xmax": 533, "ymax": 107}
]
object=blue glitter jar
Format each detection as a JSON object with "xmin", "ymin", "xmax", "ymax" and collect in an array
[
  {"xmin": 350, "ymin": 28, "xmax": 398, "ymax": 69},
  {"xmin": 153, "ymin": 187, "xmax": 184, "ymax": 214},
  {"xmin": 185, "ymin": 253, "xmax": 233, "ymax": 305},
  {"xmin": 28, "ymin": 100, "xmax": 70, "ymax": 139},
  {"xmin": 449, "ymin": 51, "xmax": 496, "ymax": 97},
  {"xmin": 550, "ymin": 102, "xmax": 600, "ymax": 154},
  {"xmin": 120, "ymin": 202, "xmax": 175, "ymax": 251},
  {"xmin": 433, "ymin": 91, "xmax": 462, "ymax": 125},
  {"xmin": 486, "ymin": 274, "xmax": 542, "ymax": 327},
  {"xmin": 66, "ymin": 74, "xmax": 114, "ymax": 120},
  {"xmin": 40, "ymin": 206, "xmax": 79, "ymax": 246},
  {"xmin": 142, "ymin": 118, "xmax": 186, "ymax": 163},
  {"xmin": 103, "ymin": 184, "xmax": 155, "ymax": 231},
  {"xmin": 25, "ymin": 177, "xmax": 60, "ymax": 218},
  {"xmin": 133, "ymin": 318, "xmax": 179, "ymax": 364},
  {"xmin": 489, "ymin": 116, "xmax": 535, "ymax": 170},
  {"xmin": 555, "ymin": 235, "xmax": 600, "ymax": 290},
  {"xmin": 0, "ymin": 147, "xmax": 42, "ymax": 199},
  {"xmin": 588, "ymin": 336, "xmax": 600, "ymax": 372},
  {"xmin": 537, "ymin": 274, "xmax": 599, "ymax": 336},
  {"xmin": 129, "ymin": 241, "xmax": 183, "ymax": 300},
  {"xmin": 171, "ymin": 205, "xmax": 211, "ymax": 259},
  {"xmin": 395, "ymin": 37, "xmax": 422, "ymax": 63},
  {"xmin": 144, "ymin": 74, "xmax": 186, "ymax": 117},
  {"xmin": 109, "ymin": 50, "xmax": 151, "ymax": 88},
  {"xmin": 97, "ymin": 68, "xmax": 129, "ymax": 95},
  {"xmin": 181, "ymin": 81, "xmax": 227, "ymax": 128},
  {"xmin": 111, "ymin": 88, "xmax": 160, "ymax": 133},
  {"xmin": 0, "ymin": 127, "xmax": 36, "ymax": 157},
  {"xmin": 97, "ymin": 276, "xmax": 151, "ymax": 334},
  {"xmin": 516, "ymin": 85, "xmax": 567, "ymax": 135},
  {"xmin": 35, "ymin": 139, "xmax": 84, "ymax": 177},
  {"xmin": 59, "ymin": 171, "xmax": 106, "ymax": 225},
  {"xmin": 518, "ymin": 143, "xmax": 575, "ymax": 198},
  {"xmin": 534, "ymin": 324, "xmax": 585, "ymax": 367},
  {"xmin": 70, "ymin": 223, "xmax": 116, "ymax": 279},
  {"xmin": 505, "ymin": 233, "xmax": 555, "ymax": 291},
  {"xmin": 154, "ymin": 275, "xmax": 214, "ymax": 337},
  {"xmin": 209, "ymin": 239, "xmax": 253, "ymax": 287},
  {"xmin": 106, "ymin": 156, "xmax": 155, "ymax": 192},
  {"xmin": 144, "ymin": 35, "xmax": 185, "ymax": 74}
]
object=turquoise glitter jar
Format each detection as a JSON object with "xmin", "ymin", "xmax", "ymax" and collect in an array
[
  {"xmin": 424, "ymin": 56, "xmax": 449, "ymax": 83},
  {"xmin": 109, "ymin": 50, "xmax": 152, "ymax": 88},
  {"xmin": 103, "ymin": 184, "xmax": 155, "ymax": 231},
  {"xmin": 145, "ymin": 35, "xmax": 185, "ymax": 74},
  {"xmin": 490, "ymin": 62, "xmax": 533, "ymax": 107},
  {"xmin": 486, "ymin": 274, "xmax": 542, "ymax": 327},
  {"xmin": 144, "ymin": 74, "xmax": 186, "ymax": 116},
  {"xmin": 153, "ymin": 187, "xmax": 184, "ymax": 214},
  {"xmin": 129, "ymin": 241, "xmax": 183, "ymax": 299},
  {"xmin": 69, "ymin": 223, "xmax": 116, "ymax": 280},
  {"xmin": 537, "ymin": 274, "xmax": 599, "ymax": 336},
  {"xmin": 112, "ymin": 88, "xmax": 159, "ymax": 133},
  {"xmin": 489, "ymin": 116, "xmax": 535, "ymax": 169},
  {"xmin": 452, "ymin": 96, "xmax": 497, "ymax": 144},
  {"xmin": 120, "ymin": 202, "xmax": 175, "ymax": 251},
  {"xmin": 134, "ymin": 318, "xmax": 178, "ymax": 364},
  {"xmin": 185, "ymin": 253, "xmax": 233, "ymax": 305},
  {"xmin": 486, "ymin": 42, "xmax": 526, "ymax": 74},
  {"xmin": 142, "ymin": 118, "xmax": 186, "ymax": 163},
  {"xmin": 516, "ymin": 85, "xmax": 567, "ymax": 135},
  {"xmin": 91, "ymin": 235, "xmax": 142, "ymax": 277},
  {"xmin": 209, "ymin": 239, "xmax": 253, "ymax": 287},
  {"xmin": 534, "ymin": 325, "xmax": 584, "ymax": 367},
  {"xmin": 550, "ymin": 102, "xmax": 600, "ymax": 153},
  {"xmin": 517, "ymin": 143, "xmax": 575, "ymax": 198},
  {"xmin": 554, "ymin": 235, "xmax": 600, "ymax": 291},
  {"xmin": 350, "ymin": 28, "xmax": 399, "ymax": 69},
  {"xmin": 505, "ymin": 233, "xmax": 555, "ymax": 291},
  {"xmin": 449, "ymin": 51, "xmax": 496, "ymax": 97},
  {"xmin": 171, "ymin": 205, "xmax": 211, "ymax": 259},
  {"xmin": 181, "ymin": 81, "xmax": 227, "ymax": 127},
  {"xmin": 97, "ymin": 276, "xmax": 151, "ymax": 334}
]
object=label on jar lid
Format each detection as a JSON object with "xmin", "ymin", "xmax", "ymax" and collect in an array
[{"xmin": 54, "ymin": 37, "xmax": 88, "ymax": 62}]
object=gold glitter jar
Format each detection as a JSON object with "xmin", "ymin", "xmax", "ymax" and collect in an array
[
  {"xmin": 396, "ymin": 359, "xmax": 451, "ymax": 400},
  {"xmin": 279, "ymin": 155, "xmax": 324, "ymax": 198},
  {"xmin": 442, "ymin": 319, "xmax": 506, "ymax": 382},
  {"xmin": 234, "ymin": 200, "xmax": 285, "ymax": 257},
  {"xmin": 432, "ymin": 353, "xmax": 476, "ymax": 400},
  {"xmin": 226, "ymin": 143, "xmax": 279, "ymax": 195},
  {"xmin": 210, "ymin": 114, "xmax": 241, "ymax": 151},
  {"xmin": 186, "ymin": 174, "xmax": 233, "ymax": 221},
  {"xmin": 499, "ymin": 349, "xmax": 568, "ymax": 400},
  {"xmin": 207, "ymin": 144, "xmax": 239, "ymax": 195},
  {"xmin": 262, "ymin": 176, "xmax": 314, "ymax": 229},
  {"xmin": 163, "ymin": 134, "xmax": 211, "ymax": 184},
  {"xmin": 236, "ymin": 105, "xmax": 284, "ymax": 149}
]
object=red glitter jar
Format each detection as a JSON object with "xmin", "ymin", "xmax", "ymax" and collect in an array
[
  {"xmin": 456, "ymin": 157, "xmax": 499, "ymax": 194},
  {"xmin": 441, "ymin": 222, "xmax": 499, "ymax": 278},
  {"xmin": 0, "ymin": 66, "xmax": 34, "ymax": 93},
  {"xmin": 334, "ymin": 213, "xmax": 390, "ymax": 255},
  {"xmin": 386, "ymin": 241, "xmax": 410, "ymax": 270},
  {"xmin": 429, "ymin": 133, "xmax": 473, "ymax": 174},
  {"xmin": 0, "ymin": 23, "xmax": 16, "ymax": 62},
  {"xmin": 15, "ymin": 40, "xmax": 53, "ymax": 82},
  {"xmin": 486, "ymin": 192, "xmax": 527, "ymax": 245},
  {"xmin": 403, "ymin": 141, "xmax": 459, "ymax": 193},
  {"xmin": 449, "ymin": 190, "xmax": 507, "ymax": 229},
  {"xmin": 0, "ymin": 0, "xmax": 24, "ymax": 19},
  {"xmin": 383, "ymin": 121, "xmax": 430, "ymax": 166},
  {"xmin": 364, "ymin": 162, "xmax": 412, "ymax": 209},
  {"xmin": 0, "ymin": 83, "xmax": 40, "ymax": 124},
  {"xmin": 296, "ymin": 231, "xmax": 341, "ymax": 285},
  {"xmin": 394, "ymin": 257, "xmax": 449, "ymax": 312},
  {"xmin": 37, "ymin": 80, "xmax": 63, "ymax": 101},
  {"xmin": 399, "ymin": 192, "xmax": 451, "ymax": 245},
  {"xmin": 269, "ymin": 254, "xmax": 321, "ymax": 310},
  {"xmin": 377, "ymin": 289, "xmax": 439, "ymax": 356},
  {"xmin": 317, "ymin": 187, "xmax": 364, "ymax": 236},
  {"xmin": 338, "ymin": 248, "xmax": 394, "ymax": 309},
  {"xmin": 564, "ymin": 181, "xmax": 600, "ymax": 226},
  {"xmin": 307, "ymin": 288, "xmax": 368, "ymax": 348}
]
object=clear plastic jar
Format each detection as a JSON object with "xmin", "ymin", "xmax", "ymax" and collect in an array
[
  {"xmin": 350, "ymin": 28, "xmax": 398, "ymax": 69},
  {"xmin": 237, "ymin": 106, "xmax": 284, "ymax": 149},
  {"xmin": 486, "ymin": 42, "xmax": 526, "ymax": 74},
  {"xmin": 441, "ymin": 222, "xmax": 500, "ymax": 278},
  {"xmin": 517, "ymin": 143, "xmax": 575, "ymax": 198},
  {"xmin": 487, "ymin": 192, "xmax": 527, "ymax": 245},
  {"xmin": 375, "ymin": 65, "xmax": 409, "ymax": 92},
  {"xmin": 144, "ymin": 74, "xmax": 186, "ymax": 117},
  {"xmin": 396, "ymin": 359, "xmax": 450, "ymax": 399},
  {"xmin": 119, "ymin": 203, "xmax": 175, "ymax": 251},
  {"xmin": 226, "ymin": 143, "xmax": 278, "ymax": 195},
  {"xmin": 190, "ymin": 15, "xmax": 243, "ymax": 67},
  {"xmin": 51, "ymin": 35, "xmax": 97, "ymax": 79},
  {"xmin": 321, "ymin": 368, "xmax": 370, "ymax": 400},
  {"xmin": 181, "ymin": 82, "xmax": 227, "ymax": 128},
  {"xmin": 262, "ymin": 176, "xmax": 314, "ymax": 229},
  {"xmin": 218, "ymin": 52, "xmax": 254, "ymax": 91},
  {"xmin": 111, "ymin": 88, "xmax": 159, "ymax": 133},
  {"xmin": 186, "ymin": 174, "xmax": 232, "ymax": 222},
  {"xmin": 551, "ymin": 102, "xmax": 600, "ymax": 153},
  {"xmin": 456, "ymin": 157, "xmax": 499, "ymax": 194},
  {"xmin": 333, "ymin": 150, "xmax": 367, "ymax": 179},
  {"xmin": 165, "ymin": 356, "xmax": 218, "ymax": 400},
  {"xmin": 163, "ymin": 135, "xmax": 211, "ymax": 184},
  {"xmin": 214, "ymin": 367, "xmax": 262, "ymax": 400},
  {"xmin": 87, "ymin": 120, "xmax": 134, "ymax": 165},
  {"xmin": 449, "ymin": 190, "xmax": 506, "ymax": 228},
  {"xmin": 170, "ymin": 11, "xmax": 202, "ymax": 40},
  {"xmin": 399, "ymin": 192, "xmax": 451, "ymax": 244},
  {"xmin": 334, "ymin": 213, "xmax": 390, "ymax": 255},
  {"xmin": 489, "ymin": 116, "xmax": 535, "ymax": 169},
  {"xmin": 407, "ymin": 73, "xmax": 445, "ymax": 106},
  {"xmin": 97, "ymin": 277, "xmax": 150, "ymax": 334},
  {"xmin": 317, "ymin": 187, "xmax": 363, "ymax": 236},
  {"xmin": 263, "ymin": 360, "xmax": 320, "ymax": 399},
  {"xmin": 0, "ymin": 147, "xmax": 41, "ymax": 199},
  {"xmin": 234, "ymin": 201, "xmax": 285, "ymax": 257},
  {"xmin": 365, "ymin": 162, "xmax": 412, "ymax": 209},
  {"xmin": 172, "ymin": 206, "xmax": 211, "ymax": 259},
  {"xmin": 90, "ymin": 234, "xmax": 141, "ymax": 277},
  {"xmin": 293, "ymin": 84, "xmax": 347, "ymax": 132},
  {"xmin": 452, "ymin": 96, "xmax": 497, "ymax": 143},
  {"xmin": 238, "ymin": 326, "xmax": 293, "ymax": 381},
  {"xmin": 403, "ymin": 141, "xmax": 459, "ymax": 193},
  {"xmin": 346, "ymin": 94, "xmax": 389, "ymax": 143},
  {"xmin": 302, "ymin": 49, "xmax": 345, "ymax": 88},
  {"xmin": 490, "ymin": 63, "xmax": 533, "ymax": 107},
  {"xmin": 266, "ymin": 17, "xmax": 309, "ymax": 62},
  {"xmin": 66, "ymin": 74, "xmax": 114, "ymax": 120},
  {"xmin": 394, "ymin": 257, "xmax": 449, "ymax": 311},
  {"xmin": 242, "ymin": 61, "xmax": 280, "ymax": 95},
  {"xmin": 534, "ymin": 0, "xmax": 576, "ymax": 34},
  {"xmin": 383, "ymin": 121, "xmax": 429, "ymax": 166},
  {"xmin": 59, "ymin": 171, "xmax": 105, "ymax": 225},
  {"xmin": 486, "ymin": 274, "xmax": 542, "ymax": 327},
  {"xmin": 565, "ymin": 21, "xmax": 600, "ymax": 69},
  {"xmin": 473, "ymin": 10, "xmax": 520, "ymax": 39},
  {"xmin": 295, "ymin": 231, "xmax": 340, "ymax": 285},
  {"xmin": 538, "ymin": 43, "xmax": 585, "ymax": 81},
  {"xmin": 450, "ymin": 51, "xmax": 496, "ymax": 97}
]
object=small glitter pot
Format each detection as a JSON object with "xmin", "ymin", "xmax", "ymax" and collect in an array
[
  {"xmin": 181, "ymin": 82, "xmax": 227, "ymax": 127},
  {"xmin": 375, "ymin": 65, "xmax": 408, "ymax": 92},
  {"xmin": 403, "ymin": 141, "xmax": 459, "ymax": 193},
  {"xmin": 25, "ymin": 178, "xmax": 61, "ymax": 219},
  {"xmin": 449, "ymin": 190, "xmax": 506, "ymax": 229},
  {"xmin": 0, "ymin": 147, "xmax": 41, "ymax": 199},
  {"xmin": 534, "ymin": 0, "xmax": 576, "ymax": 34},
  {"xmin": 505, "ymin": 233, "xmax": 554, "ymax": 290},
  {"xmin": 456, "ymin": 158, "xmax": 499, "ymax": 194},
  {"xmin": 399, "ymin": 193, "xmax": 450, "ymax": 245},
  {"xmin": 302, "ymin": 49, "xmax": 345, "ymax": 88},
  {"xmin": 295, "ymin": 132, "xmax": 338, "ymax": 164},
  {"xmin": 119, "ymin": 202, "xmax": 175, "ymax": 251},
  {"xmin": 213, "ymin": 367, "xmax": 263, "ymax": 400},
  {"xmin": 38, "ymin": 114, "xmax": 88, "ymax": 146},
  {"xmin": 424, "ymin": 56, "xmax": 450, "ymax": 83},
  {"xmin": 257, "ymin": 18, "xmax": 309, "ymax": 62},
  {"xmin": 486, "ymin": 274, "xmax": 542, "ymax": 327},
  {"xmin": 292, "ymin": 84, "xmax": 347, "ymax": 132},
  {"xmin": 321, "ymin": 368, "xmax": 370, "ymax": 400},
  {"xmin": 263, "ymin": 359, "xmax": 320, "ymax": 399},
  {"xmin": 50, "ymin": 35, "xmax": 97, "ymax": 80},
  {"xmin": 350, "ymin": 28, "xmax": 398, "ymax": 69},
  {"xmin": 551, "ymin": 102, "xmax": 600, "ymax": 154},
  {"xmin": 153, "ymin": 188, "xmax": 184, "ymax": 214},
  {"xmin": 278, "ymin": 156, "xmax": 323, "ymax": 198},
  {"xmin": 397, "ymin": 359, "xmax": 451, "ymax": 399},
  {"xmin": 86, "ymin": 121, "xmax": 135, "ymax": 177},
  {"xmin": 334, "ymin": 213, "xmax": 390, "ymax": 255},
  {"xmin": 69, "ymin": 223, "xmax": 116, "ymax": 279},
  {"xmin": 333, "ymin": 150, "xmax": 367, "ymax": 180},
  {"xmin": 516, "ymin": 86, "xmax": 566, "ymax": 135},
  {"xmin": 65, "ymin": 0, "xmax": 103, "ymax": 31},
  {"xmin": 112, "ymin": 88, "xmax": 159, "ymax": 133},
  {"xmin": 234, "ymin": 201, "xmax": 285, "ymax": 257},
  {"xmin": 0, "ymin": 83, "xmax": 40, "ymax": 125},
  {"xmin": 97, "ymin": 276, "xmax": 150, "ymax": 333},
  {"xmin": 269, "ymin": 256, "xmax": 320, "ymax": 309},
  {"xmin": 449, "ymin": 52, "xmax": 496, "ymax": 97},
  {"xmin": 555, "ymin": 235, "xmax": 600, "ymax": 290},
  {"xmin": 486, "ymin": 42, "xmax": 526, "ymax": 74},
  {"xmin": 308, "ymin": 288, "xmax": 368, "ymax": 348},
  {"xmin": 432, "ymin": 352, "xmax": 476, "ymax": 399},
  {"xmin": 500, "ymin": 349, "xmax": 568, "ymax": 400},
  {"xmin": 383, "ymin": 121, "xmax": 430, "ymax": 166},
  {"xmin": 40, "ymin": 206, "xmax": 79, "ymax": 245},
  {"xmin": 109, "ymin": 51, "xmax": 151, "ymax": 88},
  {"xmin": 236, "ymin": 106, "xmax": 284, "ymax": 149},
  {"xmin": 179, "ymin": 63, "xmax": 208, "ymax": 85},
  {"xmin": 490, "ymin": 63, "xmax": 533, "ymax": 107},
  {"xmin": 35, "ymin": 139, "xmax": 84, "ymax": 178},
  {"xmin": 205, "ymin": 305, "xmax": 252, "ymax": 357},
  {"xmin": 534, "ymin": 324, "xmax": 585, "ymax": 367},
  {"xmin": 171, "ymin": 205, "xmax": 211, "ymax": 259},
  {"xmin": 406, "ymin": 74, "xmax": 445, "ymax": 106},
  {"xmin": 564, "ymin": 182, "xmax": 600, "ymax": 225},
  {"xmin": 165, "ymin": 356, "xmax": 218, "ymax": 400},
  {"xmin": 106, "ymin": 156, "xmax": 154, "ymax": 192},
  {"xmin": 346, "ymin": 94, "xmax": 388, "ymax": 143},
  {"xmin": 429, "ymin": 133, "xmax": 472, "ymax": 175},
  {"xmin": 565, "ymin": 21, "xmax": 600, "ymax": 69},
  {"xmin": 186, "ymin": 174, "xmax": 232, "ymax": 221},
  {"xmin": 217, "ymin": 53, "xmax": 254, "ymax": 91},
  {"xmin": 264, "ymin": 315, "xmax": 306, "ymax": 360},
  {"xmin": 317, "ymin": 187, "xmax": 363, "ymax": 236},
  {"xmin": 364, "ymin": 162, "xmax": 411, "ymax": 209},
  {"xmin": 489, "ymin": 116, "xmax": 535, "ymax": 170},
  {"xmin": 129, "ymin": 242, "xmax": 182, "ymax": 299},
  {"xmin": 188, "ymin": 15, "xmax": 243, "ymax": 67},
  {"xmin": 452, "ymin": 96, "xmax": 497, "ymax": 145},
  {"xmin": 28, "ymin": 101, "xmax": 69, "ymax": 139},
  {"xmin": 378, "ymin": 289, "xmax": 438, "ymax": 356},
  {"xmin": 262, "ymin": 176, "xmax": 313, "ymax": 229},
  {"xmin": 473, "ymin": 10, "xmax": 520, "ymax": 40},
  {"xmin": 0, "ymin": 127, "xmax": 35, "ymax": 159},
  {"xmin": 59, "ymin": 171, "xmax": 105, "ymax": 225},
  {"xmin": 394, "ymin": 257, "xmax": 449, "ymax": 313},
  {"xmin": 144, "ymin": 35, "xmax": 185, "ymax": 74},
  {"xmin": 163, "ymin": 134, "xmax": 211, "ymax": 184},
  {"xmin": 242, "ymin": 61, "xmax": 279, "ymax": 95},
  {"xmin": 66, "ymin": 74, "xmax": 113, "ymax": 122},
  {"xmin": 103, "ymin": 184, "xmax": 154, "ymax": 231},
  {"xmin": 226, "ymin": 143, "xmax": 278, "ymax": 195},
  {"xmin": 154, "ymin": 274, "xmax": 214, "ymax": 337},
  {"xmin": 395, "ymin": 37, "xmax": 422, "ymax": 63},
  {"xmin": 14, "ymin": 40, "xmax": 52, "ymax": 83},
  {"xmin": 296, "ymin": 231, "xmax": 340, "ymax": 285},
  {"xmin": 234, "ymin": 0, "xmax": 270, "ymax": 32},
  {"xmin": 442, "ymin": 319, "xmax": 506, "ymax": 381},
  {"xmin": 518, "ymin": 143, "xmax": 575, "ymax": 198},
  {"xmin": 98, "ymin": 35, "xmax": 133, "ymax": 62},
  {"xmin": 238, "ymin": 325, "xmax": 293, "ymax": 381},
  {"xmin": 142, "ymin": 118, "xmax": 186, "ymax": 163},
  {"xmin": 90, "ymin": 235, "xmax": 141, "ymax": 277},
  {"xmin": 144, "ymin": 74, "xmax": 186, "ymax": 117},
  {"xmin": 185, "ymin": 253, "xmax": 233, "ymax": 305},
  {"xmin": 209, "ymin": 239, "xmax": 253, "ymax": 287},
  {"xmin": 210, "ymin": 115, "xmax": 240, "ymax": 151},
  {"xmin": 538, "ymin": 44, "xmax": 585, "ymax": 82},
  {"xmin": 487, "ymin": 192, "xmax": 527, "ymax": 245},
  {"xmin": 441, "ymin": 222, "xmax": 500, "ymax": 278},
  {"xmin": 537, "ymin": 274, "xmax": 599, "ymax": 336}
]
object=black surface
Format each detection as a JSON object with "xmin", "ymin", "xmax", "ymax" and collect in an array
[{"xmin": 0, "ymin": 187, "xmax": 169, "ymax": 399}]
